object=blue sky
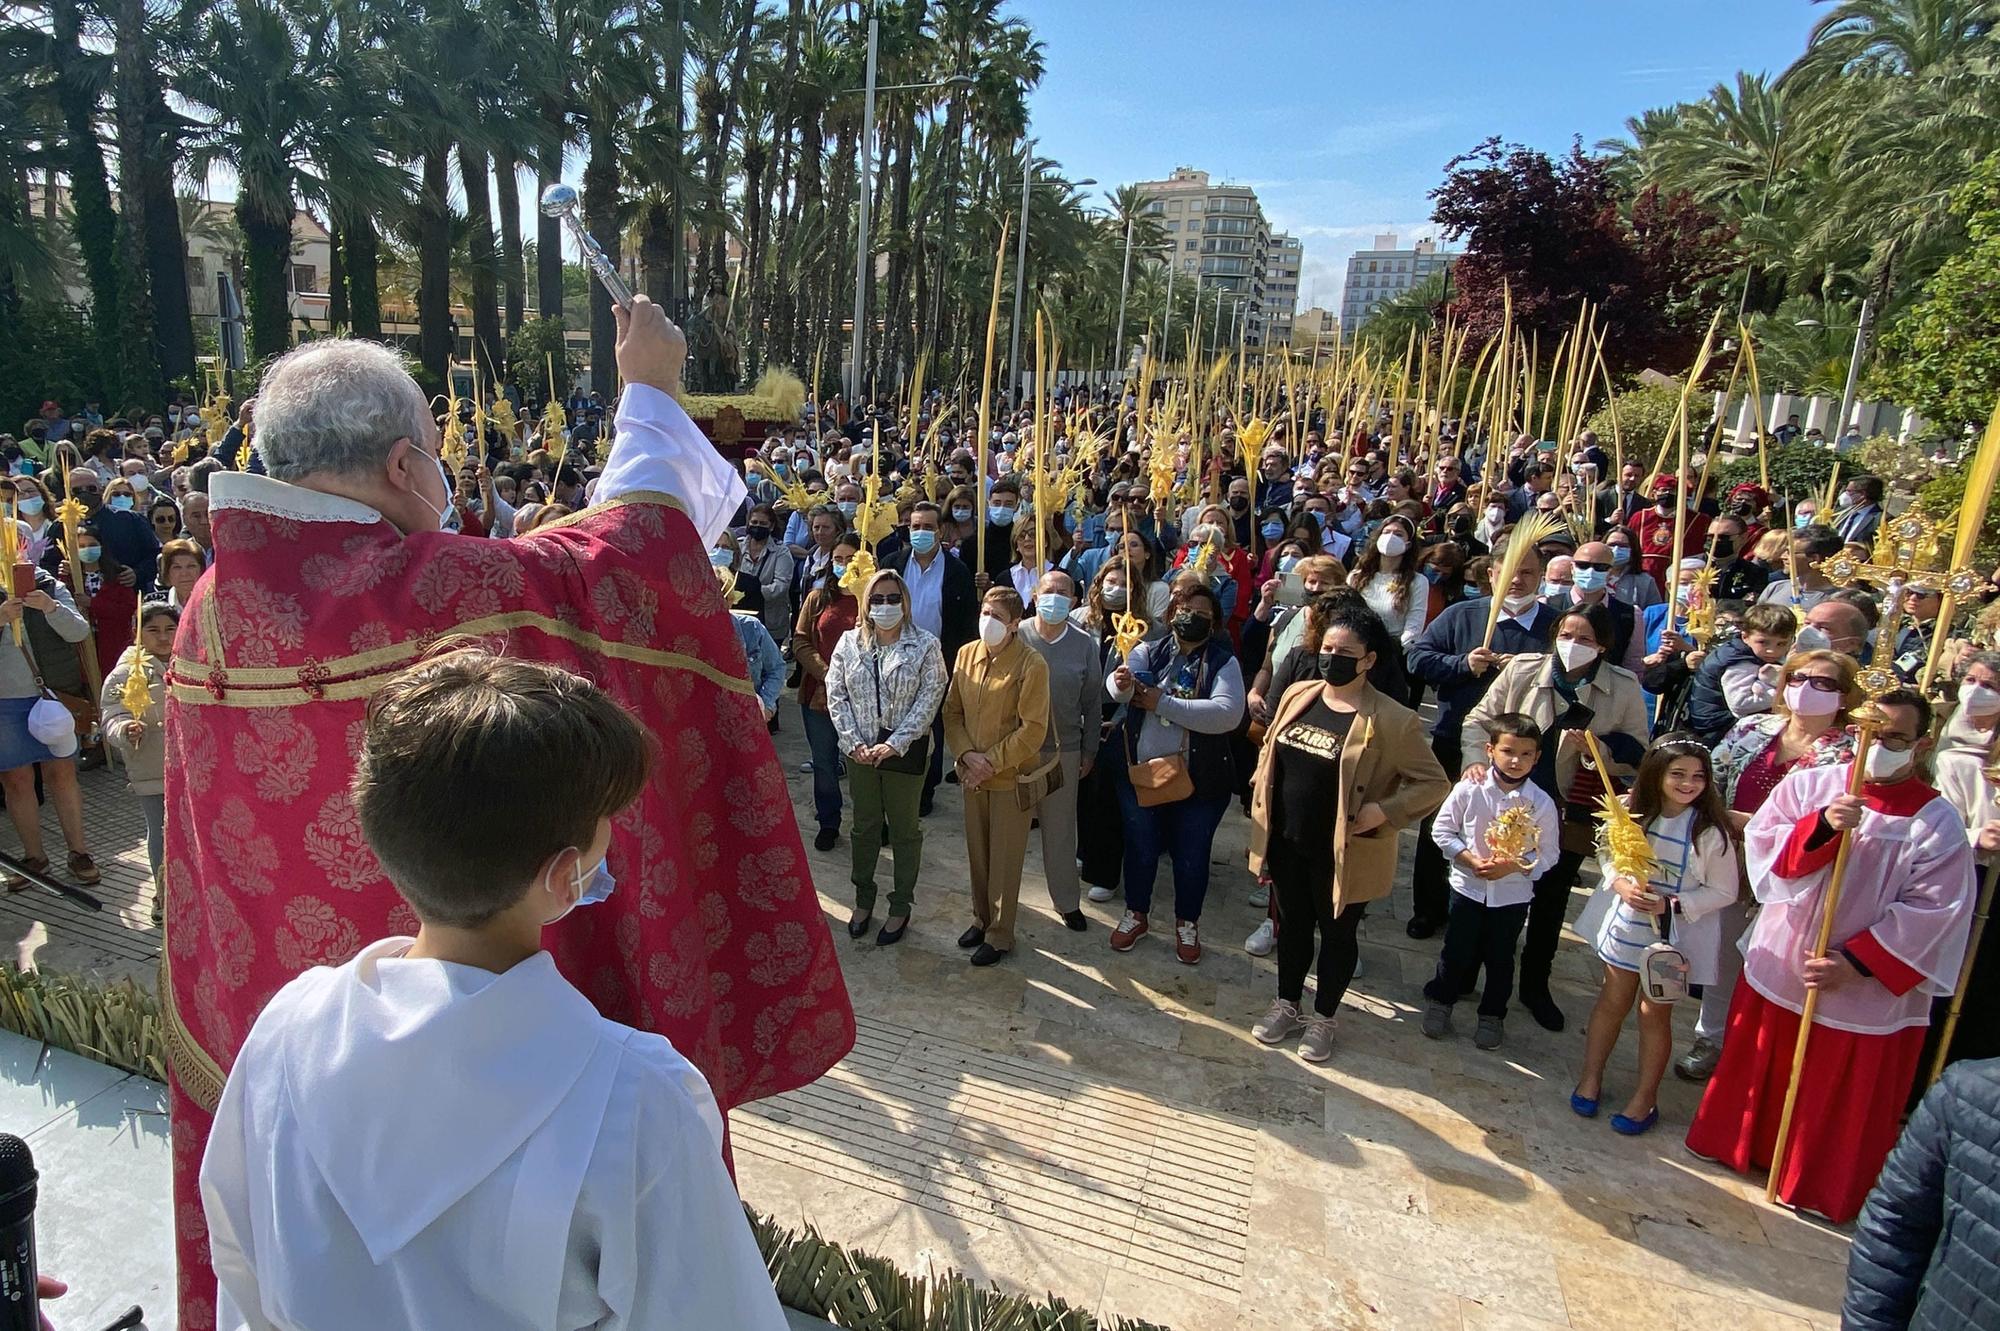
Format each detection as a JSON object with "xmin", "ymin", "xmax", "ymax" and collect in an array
[{"xmin": 1008, "ymin": 0, "xmax": 1819, "ymax": 308}]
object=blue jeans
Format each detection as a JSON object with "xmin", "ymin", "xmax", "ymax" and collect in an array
[
  {"xmin": 1113, "ymin": 767, "xmax": 1230, "ymax": 922},
  {"xmin": 800, "ymin": 702, "xmax": 844, "ymax": 832}
]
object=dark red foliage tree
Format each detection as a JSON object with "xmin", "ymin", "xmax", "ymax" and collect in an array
[{"xmin": 1430, "ymin": 137, "xmax": 1734, "ymax": 377}]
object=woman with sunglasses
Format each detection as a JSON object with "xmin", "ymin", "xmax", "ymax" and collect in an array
[
  {"xmin": 825, "ymin": 568, "xmax": 948, "ymax": 946},
  {"xmin": 1676, "ymin": 649, "xmax": 1861, "ymax": 1082}
]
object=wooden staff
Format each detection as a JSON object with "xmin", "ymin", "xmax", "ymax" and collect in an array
[
  {"xmin": 1920, "ymin": 401, "xmax": 2000, "ymax": 694},
  {"xmin": 1928, "ymin": 731, "xmax": 1998, "ymax": 1086}
]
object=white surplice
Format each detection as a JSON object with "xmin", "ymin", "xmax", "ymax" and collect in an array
[{"xmin": 200, "ymin": 937, "xmax": 787, "ymax": 1331}]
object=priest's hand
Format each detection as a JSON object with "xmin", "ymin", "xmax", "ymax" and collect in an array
[
  {"xmin": 1802, "ymin": 952, "xmax": 1857, "ymax": 991},
  {"xmin": 613, "ymin": 296, "xmax": 687, "ymax": 398},
  {"xmin": 1824, "ymin": 794, "xmax": 1866, "ymax": 832}
]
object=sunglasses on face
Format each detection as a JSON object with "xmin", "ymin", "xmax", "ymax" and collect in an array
[
  {"xmin": 868, "ymin": 594, "xmax": 903, "ymax": 607},
  {"xmin": 72, "ymin": 487, "xmax": 100, "ymax": 499},
  {"xmin": 1791, "ymin": 675, "xmax": 1841, "ymax": 693},
  {"xmin": 1574, "ymin": 560, "xmax": 1612, "ymax": 572}
]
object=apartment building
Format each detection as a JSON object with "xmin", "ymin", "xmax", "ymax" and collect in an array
[{"xmin": 1337, "ymin": 233, "xmax": 1456, "ymax": 335}]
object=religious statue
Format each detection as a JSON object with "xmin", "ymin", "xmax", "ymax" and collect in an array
[{"xmin": 683, "ymin": 283, "xmax": 743, "ymax": 393}]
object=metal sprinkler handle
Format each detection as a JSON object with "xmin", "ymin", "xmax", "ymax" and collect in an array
[{"xmin": 539, "ymin": 183, "xmax": 635, "ymax": 310}]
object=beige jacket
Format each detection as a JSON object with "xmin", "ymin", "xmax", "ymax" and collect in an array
[
  {"xmin": 1462, "ymin": 652, "xmax": 1649, "ymax": 793},
  {"xmin": 942, "ymin": 633, "xmax": 1051, "ymax": 792},
  {"xmin": 1248, "ymin": 682, "xmax": 1449, "ymax": 912}
]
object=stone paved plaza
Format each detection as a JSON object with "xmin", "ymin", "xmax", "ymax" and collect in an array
[{"xmin": 1, "ymin": 735, "xmax": 1858, "ymax": 1330}]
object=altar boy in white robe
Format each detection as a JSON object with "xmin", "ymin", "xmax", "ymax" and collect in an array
[{"xmin": 199, "ymin": 647, "xmax": 788, "ymax": 1331}]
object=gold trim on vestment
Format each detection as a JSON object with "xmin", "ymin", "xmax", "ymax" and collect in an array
[
  {"xmin": 531, "ymin": 487, "xmax": 688, "ymax": 531},
  {"xmin": 171, "ymin": 610, "xmax": 754, "ymax": 707},
  {"xmin": 159, "ymin": 905, "xmax": 227, "ymax": 1113}
]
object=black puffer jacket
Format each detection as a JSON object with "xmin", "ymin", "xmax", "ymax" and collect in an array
[{"xmin": 1843, "ymin": 1059, "xmax": 2000, "ymax": 1331}]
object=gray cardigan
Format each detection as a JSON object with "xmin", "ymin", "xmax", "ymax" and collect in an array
[
  {"xmin": 2, "ymin": 576, "xmax": 90, "ymax": 700},
  {"xmin": 1023, "ymin": 620, "xmax": 1104, "ymax": 762}
]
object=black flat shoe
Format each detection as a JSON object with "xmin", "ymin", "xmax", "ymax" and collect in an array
[
  {"xmin": 957, "ymin": 925, "xmax": 985, "ymax": 949},
  {"xmin": 876, "ymin": 917, "xmax": 909, "ymax": 946},
  {"xmin": 1405, "ymin": 915, "xmax": 1440, "ymax": 940},
  {"xmin": 969, "ymin": 942, "xmax": 1008, "ymax": 967},
  {"xmin": 1062, "ymin": 910, "xmax": 1088, "ymax": 932},
  {"xmin": 1524, "ymin": 992, "xmax": 1567, "ymax": 1032},
  {"xmin": 814, "ymin": 827, "xmax": 839, "ymax": 852},
  {"xmin": 847, "ymin": 910, "xmax": 873, "ymax": 939}
]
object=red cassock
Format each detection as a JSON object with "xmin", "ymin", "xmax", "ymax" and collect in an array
[
  {"xmin": 1628, "ymin": 503, "xmax": 1710, "ymax": 591},
  {"xmin": 160, "ymin": 386, "xmax": 855, "ymax": 1330}
]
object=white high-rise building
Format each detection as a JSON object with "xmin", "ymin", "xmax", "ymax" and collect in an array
[
  {"xmin": 1265, "ymin": 233, "xmax": 1302, "ymax": 345},
  {"xmin": 1131, "ymin": 166, "xmax": 1300, "ymax": 348},
  {"xmin": 1338, "ymin": 233, "xmax": 1457, "ymax": 335}
]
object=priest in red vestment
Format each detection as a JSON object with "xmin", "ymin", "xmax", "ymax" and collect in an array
[
  {"xmin": 1686, "ymin": 690, "xmax": 1975, "ymax": 1222},
  {"xmin": 161, "ymin": 299, "xmax": 854, "ymax": 1329}
]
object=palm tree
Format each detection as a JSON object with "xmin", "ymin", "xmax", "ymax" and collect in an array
[{"xmin": 50, "ymin": 0, "xmax": 133, "ymax": 397}]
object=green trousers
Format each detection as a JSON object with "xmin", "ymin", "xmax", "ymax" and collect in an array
[{"xmin": 848, "ymin": 761, "xmax": 925, "ymax": 917}]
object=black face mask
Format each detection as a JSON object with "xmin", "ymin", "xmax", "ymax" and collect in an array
[
  {"xmin": 1710, "ymin": 537, "xmax": 1736, "ymax": 560},
  {"xmin": 746, "ymin": 525, "xmax": 772, "ymax": 541},
  {"xmin": 1319, "ymin": 653, "xmax": 1362, "ymax": 686},
  {"xmin": 1227, "ymin": 496, "xmax": 1249, "ymax": 512},
  {"xmin": 1172, "ymin": 613, "xmax": 1212, "ymax": 644}
]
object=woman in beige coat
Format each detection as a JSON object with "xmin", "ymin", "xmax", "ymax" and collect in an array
[
  {"xmin": 1247, "ymin": 602, "xmax": 1449, "ymax": 1062},
  {"xmin": 1459, "ymin": 600, "xmax": 1650, "ymax": 1032}
]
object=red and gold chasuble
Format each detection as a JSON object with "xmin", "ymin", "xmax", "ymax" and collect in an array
[{"xmin": 161, "ymin": 472, "xmax": 853, "ymax": 1328}]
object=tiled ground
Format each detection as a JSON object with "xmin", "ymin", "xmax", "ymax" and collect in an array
[{"xmin": 3, "ymin": 731, "xmax": 1856, "ymax": 1330}]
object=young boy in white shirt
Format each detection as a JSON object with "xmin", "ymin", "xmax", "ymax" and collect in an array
[
  {"xmin": 200, "ymin": 647, "xmax": 789, "ymax": 1331},
  {"xmin": 1421, "ymin": 712, "xmax": 1562, "ymax": 1050}
]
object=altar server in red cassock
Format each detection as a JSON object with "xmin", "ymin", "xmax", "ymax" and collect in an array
[{"xmin": 1686, "ymin": 691, "xmax": 1975, "ymax": 1222}]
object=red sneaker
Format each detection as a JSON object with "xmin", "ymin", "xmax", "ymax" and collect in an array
[
  {"xmin": 1109, "ymin": 910, "xmax": 1149, "ymax": 951},
  {"xmin": 1174, "ymin": 918, "xmax": 1202, "ymax": 965}
]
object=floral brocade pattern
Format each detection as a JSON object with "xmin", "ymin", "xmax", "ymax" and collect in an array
[{"xmin": 162, "ymin": 499, "xmax": 855, "ymax": 1331}]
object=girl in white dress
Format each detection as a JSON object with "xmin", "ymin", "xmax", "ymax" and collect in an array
[{"xmin": 1571, "ymin": 733, "xmax": 1739, "ymax": 1134}]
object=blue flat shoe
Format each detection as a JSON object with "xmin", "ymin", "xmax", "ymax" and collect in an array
[
  {"xmin": 1611, "ymin": 1108, "xmax": 1659, "ymax": 1136},
  {"xmin": 1569, "ymin": 1090, "xmax": 1600, "ymax": 1118}
]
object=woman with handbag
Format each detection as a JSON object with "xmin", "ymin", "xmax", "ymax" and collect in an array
[
  {"xmin": 942, "ymin": 588, "xmax": 1051, "ymax": 967},
  {"xmin": 1246, "ymin": 605, "xmax": 1449, "ymax": 1061},
  {"xmin": 1105, "ymin": 580, "xmax": 1248, "ymax": 965},
  {"xmin": 825, "ymin": 568, "xmax": 948, "ymax": 946},
  {"xmin": 0, "ymin": 567, "xmax": 100, "ymax": 887},
  {"xmin": 1460, "ymin": 602, "xmax": 1650, "ymax": 1032}
]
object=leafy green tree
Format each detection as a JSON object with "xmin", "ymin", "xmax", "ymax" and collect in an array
[
  {"xmin": 506, "ymin": 316, "xmax": 580, "ymax": 408},
  {"xmin": 1873, "ymin": 154, "xmax": 2000, "ymax": 435}
]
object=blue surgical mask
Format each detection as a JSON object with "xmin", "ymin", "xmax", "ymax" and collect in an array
[
  {"xmin": 1036, "ymin": 593, "xmax": 1073, "ymax": 624},
  {"xmin": 1573, "ymin": 567, "xmax": 1609, "ymax": 593},
  {"xmin": 1609, "ymin": 545, "xmax": 1631, "ymax": 566},
  {"xmin": 1261, "ymin": 521, "xmax": 1284, "ymax": 541},
  {"xmin": 1794, "ymin": 511, "xmax": 1816, "ymax": 529},
  {"xmin": 910, "ymin": 529, "xmax": 938, "ymax": 555},
  {"xmin": 16, "ymin": 497, "xmax": 43, "ymax": 517},
  {"xmin": 830, "ymin": 561, "xmax": 847, "ymax": 581},
  {"xmin": 108, "ymin": 495, "xmax": 134, "ymax": 513},
  {"xmin": 1277, "ymin": 555, "xmax": 1299, "ymax": 575},
  {"xmin": 989, "ymin": 505, "xmax": 1017, "ymax": 526},
  {"xmin": 837, "ymin": 500, "xmax": 858, "ymax": 520},
  {"xmin": 952, "ymin": 507, "xmax": 974, "ymax": 523},
  {"xmin": 709, "ymin": 547, "xmax": 734, "ymax": 567},
  {"xmin": 547, "ymin": 855, "xmax": 616, "ymax": 925}
]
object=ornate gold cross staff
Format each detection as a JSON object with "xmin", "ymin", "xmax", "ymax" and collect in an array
[{"xmin": 1766, "ymin": 511, "xmax": 1971, "ymax": 1201}]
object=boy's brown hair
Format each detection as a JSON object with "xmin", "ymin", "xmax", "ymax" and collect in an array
[{"xmin": 353, "ymin": 646, "xmax": 653, "ymax": 927}]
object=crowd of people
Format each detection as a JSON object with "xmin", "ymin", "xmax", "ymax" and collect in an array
[{"xmin": 9, "ymin": 363, "xmax": 1999, "ymax": 1325}]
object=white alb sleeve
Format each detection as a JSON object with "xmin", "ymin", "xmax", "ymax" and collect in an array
[{"xmin": 602, "ymin": 383, "xmax": 746, "ymax": 546}]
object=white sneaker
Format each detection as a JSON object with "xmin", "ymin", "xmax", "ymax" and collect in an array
[
  {"xmin": 1252, "ymin": 997, "xmax": 1302, "ymax": 1044},
  {"xmin": 1244, "ymin": 918, "xmax": 1277, "ymax": 956},
  {"xmin": 1087, "ymin": 884, "xmax": 1116, "ymax": 903},
  {"xmin": 1248, "ymin": 884, "xmax": 1270, "ymax": 909}
]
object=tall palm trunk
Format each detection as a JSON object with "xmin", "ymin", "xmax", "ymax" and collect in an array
[
  {"xmin": 494, "ymin": 145, "xmax": 526, "ymax": 335},
  {"xmin": 328, "ymin": 219, "xmax": 348, "ymax": 328},
  {"xmin": 583, "ymin": 108, "xmax": 621, "ymax": 394},
  {"xmin": 415, "ymin": 146, "xmax": 454, "ymax": 390},
  {"xmin": 53, "ymin": 0, "xmax": 129, "ymax": 398},
  {"xmin": 742, "ymin": 133, "xmax": 769, "ymax": 376},
  {"xmin": 342, "ymin": 209, "xmax": 383, "ymax": 339},
  {"xmin": 237, "ymin": 189, "xmax": 294, "ymax": 362},
  {"xmin": 110, "ymin": 0, "xmax": 163, "ymax": 404},
  {"xmin": 536, "ymin": 98, "xmax": 566, "ymax": 319},
  {"xmin": 139, "ymin": 69, "xmax": 194, "ymax": 382},
  {"xmin": 878, "ymin": 112, "xmax": 916, "ymax": 389},
  {"xmin": 458, "ymin": 141, "xmax": 505, "ymax": 380},
  {"xmin": 640, "ymin": 202, "xmax": 674, "ymax": 304},
  {"xmin": 694, "ymin": 77, "xmax": 725, "ymax": 294},
  {"xmin": 663, "ymin": 0, "xmax": 687, "ymax": 319}
]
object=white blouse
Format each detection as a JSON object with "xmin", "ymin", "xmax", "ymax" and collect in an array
[{"xmin": 1359, "ymin": 571, "xmax": 1429, "ymax": 646}]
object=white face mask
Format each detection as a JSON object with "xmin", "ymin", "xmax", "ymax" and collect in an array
[
  {"xmin": 1960, "ymin": 681, "xmax": 2000, "ymax": 718},
  {"xmin": 978, "ymin": 613, "xmax": 1010, "ymax": 648},
  {"xmin": 1376, "ymin": 531, "xmax": 1408, "ymax": 558},
  {"xmin": 868, "ymin": 603, "xmax": 903, "ymax": 629},
  {"xmin": 1865, "ymin": 743, "xmax": 1914, "ymax": 783},
  {"xmin": 1502, "ymin": 591, "xmax": 1538, "ymax": 615},
  {"xmin": 1484, "ymin": 506, "xmax": 1506, "ymax": 526},
  {"xmin": 1554, "ymin": 638, "xmax": 1598, "ymax": 672},
  {"xmin": 544, "ymin": 853, "xmax": 614, "ymax": 926}
]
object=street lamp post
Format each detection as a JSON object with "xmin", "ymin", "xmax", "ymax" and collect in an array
[
  {"xmin": 1161, "ymin": 252, "xmax": 1175, "ymax": 357},
  {"xmin": 1006, "ymin": 143, "xmax": 1033, "ymax": 413},
  {"xmin": 848, "ymin": 14, "xmax": 879, "ymax": 406},
  {"xmin": 1835, "ymin": 296, "xmax": 1874, "ymax": 443}
]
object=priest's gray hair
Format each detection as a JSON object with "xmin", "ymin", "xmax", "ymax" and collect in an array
[{"xmin": 254, "ymin": 339, "xmax": 436, "ymax": 483}]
